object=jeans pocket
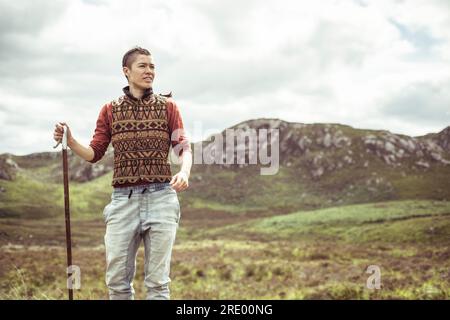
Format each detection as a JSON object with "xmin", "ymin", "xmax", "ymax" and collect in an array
[
  {"xmin": 103, "ymin": 202, "xmax": 113, "ymax": 223},
  {"xmin": 112, "ymin": 190, "xmax": 129, "ymax": 201},
  {"xmin": 173, "ymin": 193, "xmax": 181, "ymax": 223},
  {"xmin": 161, "ymin": 188, "xmax": 181, "ymax": 223}
]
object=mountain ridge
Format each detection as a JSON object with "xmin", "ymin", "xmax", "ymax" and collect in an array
[{"xmin": 0, "ymin": 119, "xmax": 449, "ymax": 219}]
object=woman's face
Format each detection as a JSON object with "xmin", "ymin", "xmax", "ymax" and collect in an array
[{"xmin": 123, "ymin": 54, "xmax": 155, "ymax": 90}]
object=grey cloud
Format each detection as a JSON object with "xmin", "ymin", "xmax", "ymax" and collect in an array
[
  {"xmin": 307, "ymin": 20, "xmax": 369, "ymax": 70},
  {"xmin": 381, "ymin": 81, "xmax": 450, "ymax": 125},
  {"xmin": 188, "ymin": 0, "xmax": 261, "ymax": 47},
  {"xmin": 0, "ymin": 48, "xmax": 126, "ymax": 108},
  {"xmin": 0, "ymin": 1, "xmax": 68, "ymax": 63},
  {"xmin": 0, "ymin": 40, "xmax": 178, "ymax": 104},
  {"xmin": 0, "ymin": 1, "xmax": 67, "ymax": 35},
  {"xmin": 81, "ymin": 0, "xmax": 108, "ymax": 6},
  {"xmin": 428, "ymin": 0, "xmax": 450, "ymax": 10},
  {"xmin": 161, "ymin": 57, "xmax": 303, "ymax": 104},
  {"xmin": 158, "ymin": 21, "xmax": 356, "ymax": 106},
  {"xmin": 158, "ymin": 44, "xmax": 317, "ymax": 104},
  {"xmin": 0, "ymin": 98, "xmax": 107, "ymax": 155},
  {"xmin": 0, "ymin": 0, "xmax": 366, "ymax": 111},
  {"xmin": 353, "ymin": 0, "xmax": 369, "ymax": 7},
  {"xmin": 388, "ymin": 18, "xmax": 444, "ymax": 58}
]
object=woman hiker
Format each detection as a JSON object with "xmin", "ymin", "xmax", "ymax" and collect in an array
[{"xmin": 53, "ymin": 46, "xmax": 192, "ymax": 300}]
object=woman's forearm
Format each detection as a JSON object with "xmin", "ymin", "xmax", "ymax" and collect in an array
[
  {"xmin": 68, "ymin": 137, "xmax": 95, "ymax": 162},
  {"xmin": 180, "ymin": 150, "xmax": 192, "ymax": 177}
]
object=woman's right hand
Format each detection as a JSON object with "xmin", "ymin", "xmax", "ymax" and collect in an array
[{"xmin": 53, "ymin": 122, "xmax": 73, "ymax": 145}]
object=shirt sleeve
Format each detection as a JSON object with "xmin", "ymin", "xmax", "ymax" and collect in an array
[
  {"xmin": 166, "ymin": 98, "xmax": 191, "ymax": 157},
  {"xmin": 87, "ymin": 103, "xmax": 112, "ymax": 163}
]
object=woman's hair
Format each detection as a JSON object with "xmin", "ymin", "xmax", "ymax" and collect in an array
[{"xmin": 122, "ymin": 46, "xmax": 151, "ymax": 68}]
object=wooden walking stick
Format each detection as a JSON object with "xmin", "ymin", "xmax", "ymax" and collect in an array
[{"xmin": 53, "ymin": 125, "xmax": 74, "ymax": 300}]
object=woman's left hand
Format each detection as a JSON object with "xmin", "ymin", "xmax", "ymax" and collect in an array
[{"xmin": 169, "ymin": 171, "xmax": 189, "ymax": 192}]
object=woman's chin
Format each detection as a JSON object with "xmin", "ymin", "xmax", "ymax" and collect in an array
[{"xmin": 136, "ymin": 82, "xmax": 152, "ymax": 89}]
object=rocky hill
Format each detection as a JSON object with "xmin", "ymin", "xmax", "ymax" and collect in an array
[
  {"xmin": 197, "ymin": 119, "xmax": 450, "ymax": 179},
  {"xmin": 1, "ymin": 120, "xmax": 449, "ymax": 218}
]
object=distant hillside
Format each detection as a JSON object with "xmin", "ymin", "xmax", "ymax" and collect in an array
[
  {"xmin": 186, "ymin": 120, "xmax": 450, "ymax": 210},
  {"xmin": 1, "ymin": 120, "xmax": 449, "ymax": 219}
]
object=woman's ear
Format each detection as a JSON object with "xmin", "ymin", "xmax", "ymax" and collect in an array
[{"xmin": 123, "ymin": 66, "xmax": 129, "ymax": 78}]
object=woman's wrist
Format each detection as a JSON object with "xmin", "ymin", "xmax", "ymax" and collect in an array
[
  {"xmin": 180, "ymin": 169, "xmax": 190, "ymax": 178},
  {"xmin": 68, "ymin": 137, "xmax": 76, "ymax": 148}
]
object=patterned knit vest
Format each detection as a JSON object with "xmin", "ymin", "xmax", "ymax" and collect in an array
[{"xmin": 110, "ymin": 93, "xmax": 172, "ymax": 187}]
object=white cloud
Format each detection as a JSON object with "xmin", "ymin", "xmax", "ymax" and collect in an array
[{"xmin": 0, "ymin": 0, "xmax": 449, "ymax": 155}]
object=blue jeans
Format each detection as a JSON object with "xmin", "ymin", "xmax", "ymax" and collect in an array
[{"xmin": 103, "ymin": 182, "xmax": 180, "ymax": 300}]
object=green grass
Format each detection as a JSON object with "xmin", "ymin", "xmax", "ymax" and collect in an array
[
  {"xmin": 0, "ymin": 173, "xmax": 61, "ymax": 219},
  {"xmin": 0, "ymin": 171, "xmax": 114, "ymax": 219},
  {"xmin": 203, "ymin": 199, "xmax": 450, "ymax": 244},
  {"xmin": 1, "ymin": 136, "xmax": 450, "ymax": 299},
  {"xmin": 62, "ymin": 172, "xmax": 114, "ymax": 219},
  {"xmin": 1, "ymin": 199, "xmax": 449, "ymax": 299}
]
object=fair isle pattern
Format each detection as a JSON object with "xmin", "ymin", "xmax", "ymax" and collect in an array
[{"xmin": 110, "ymin": 94, "xmax": 172, "ymax": 186}]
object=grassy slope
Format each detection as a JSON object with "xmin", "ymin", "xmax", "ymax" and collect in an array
[
  {"xmin": 2, "ymin": 160, "xmax": 450, "ymax": 220},
  {"xmin": 203, "ymin": 199, "xmax": 450, "ymax": 244},
  {"xmin": 0, "ymin": 170, "xmax": 114, "ymax": 219},
  {"xmin": 1, "ymin": 199, "xmax": 449, "ymax": 299},
  {"xmin": 253, "ymin": 199, "xmax": 450, "ymax": 244}
]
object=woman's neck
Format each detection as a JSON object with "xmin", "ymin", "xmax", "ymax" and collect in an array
[{"xmin": 129, "ymin": 85, "xmax": 145, "ymax": 100}]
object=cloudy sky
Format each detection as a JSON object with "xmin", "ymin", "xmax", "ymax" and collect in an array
[{"xmin": 0, "ymin": 0, "xmax": 449, "ymax": 155}]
